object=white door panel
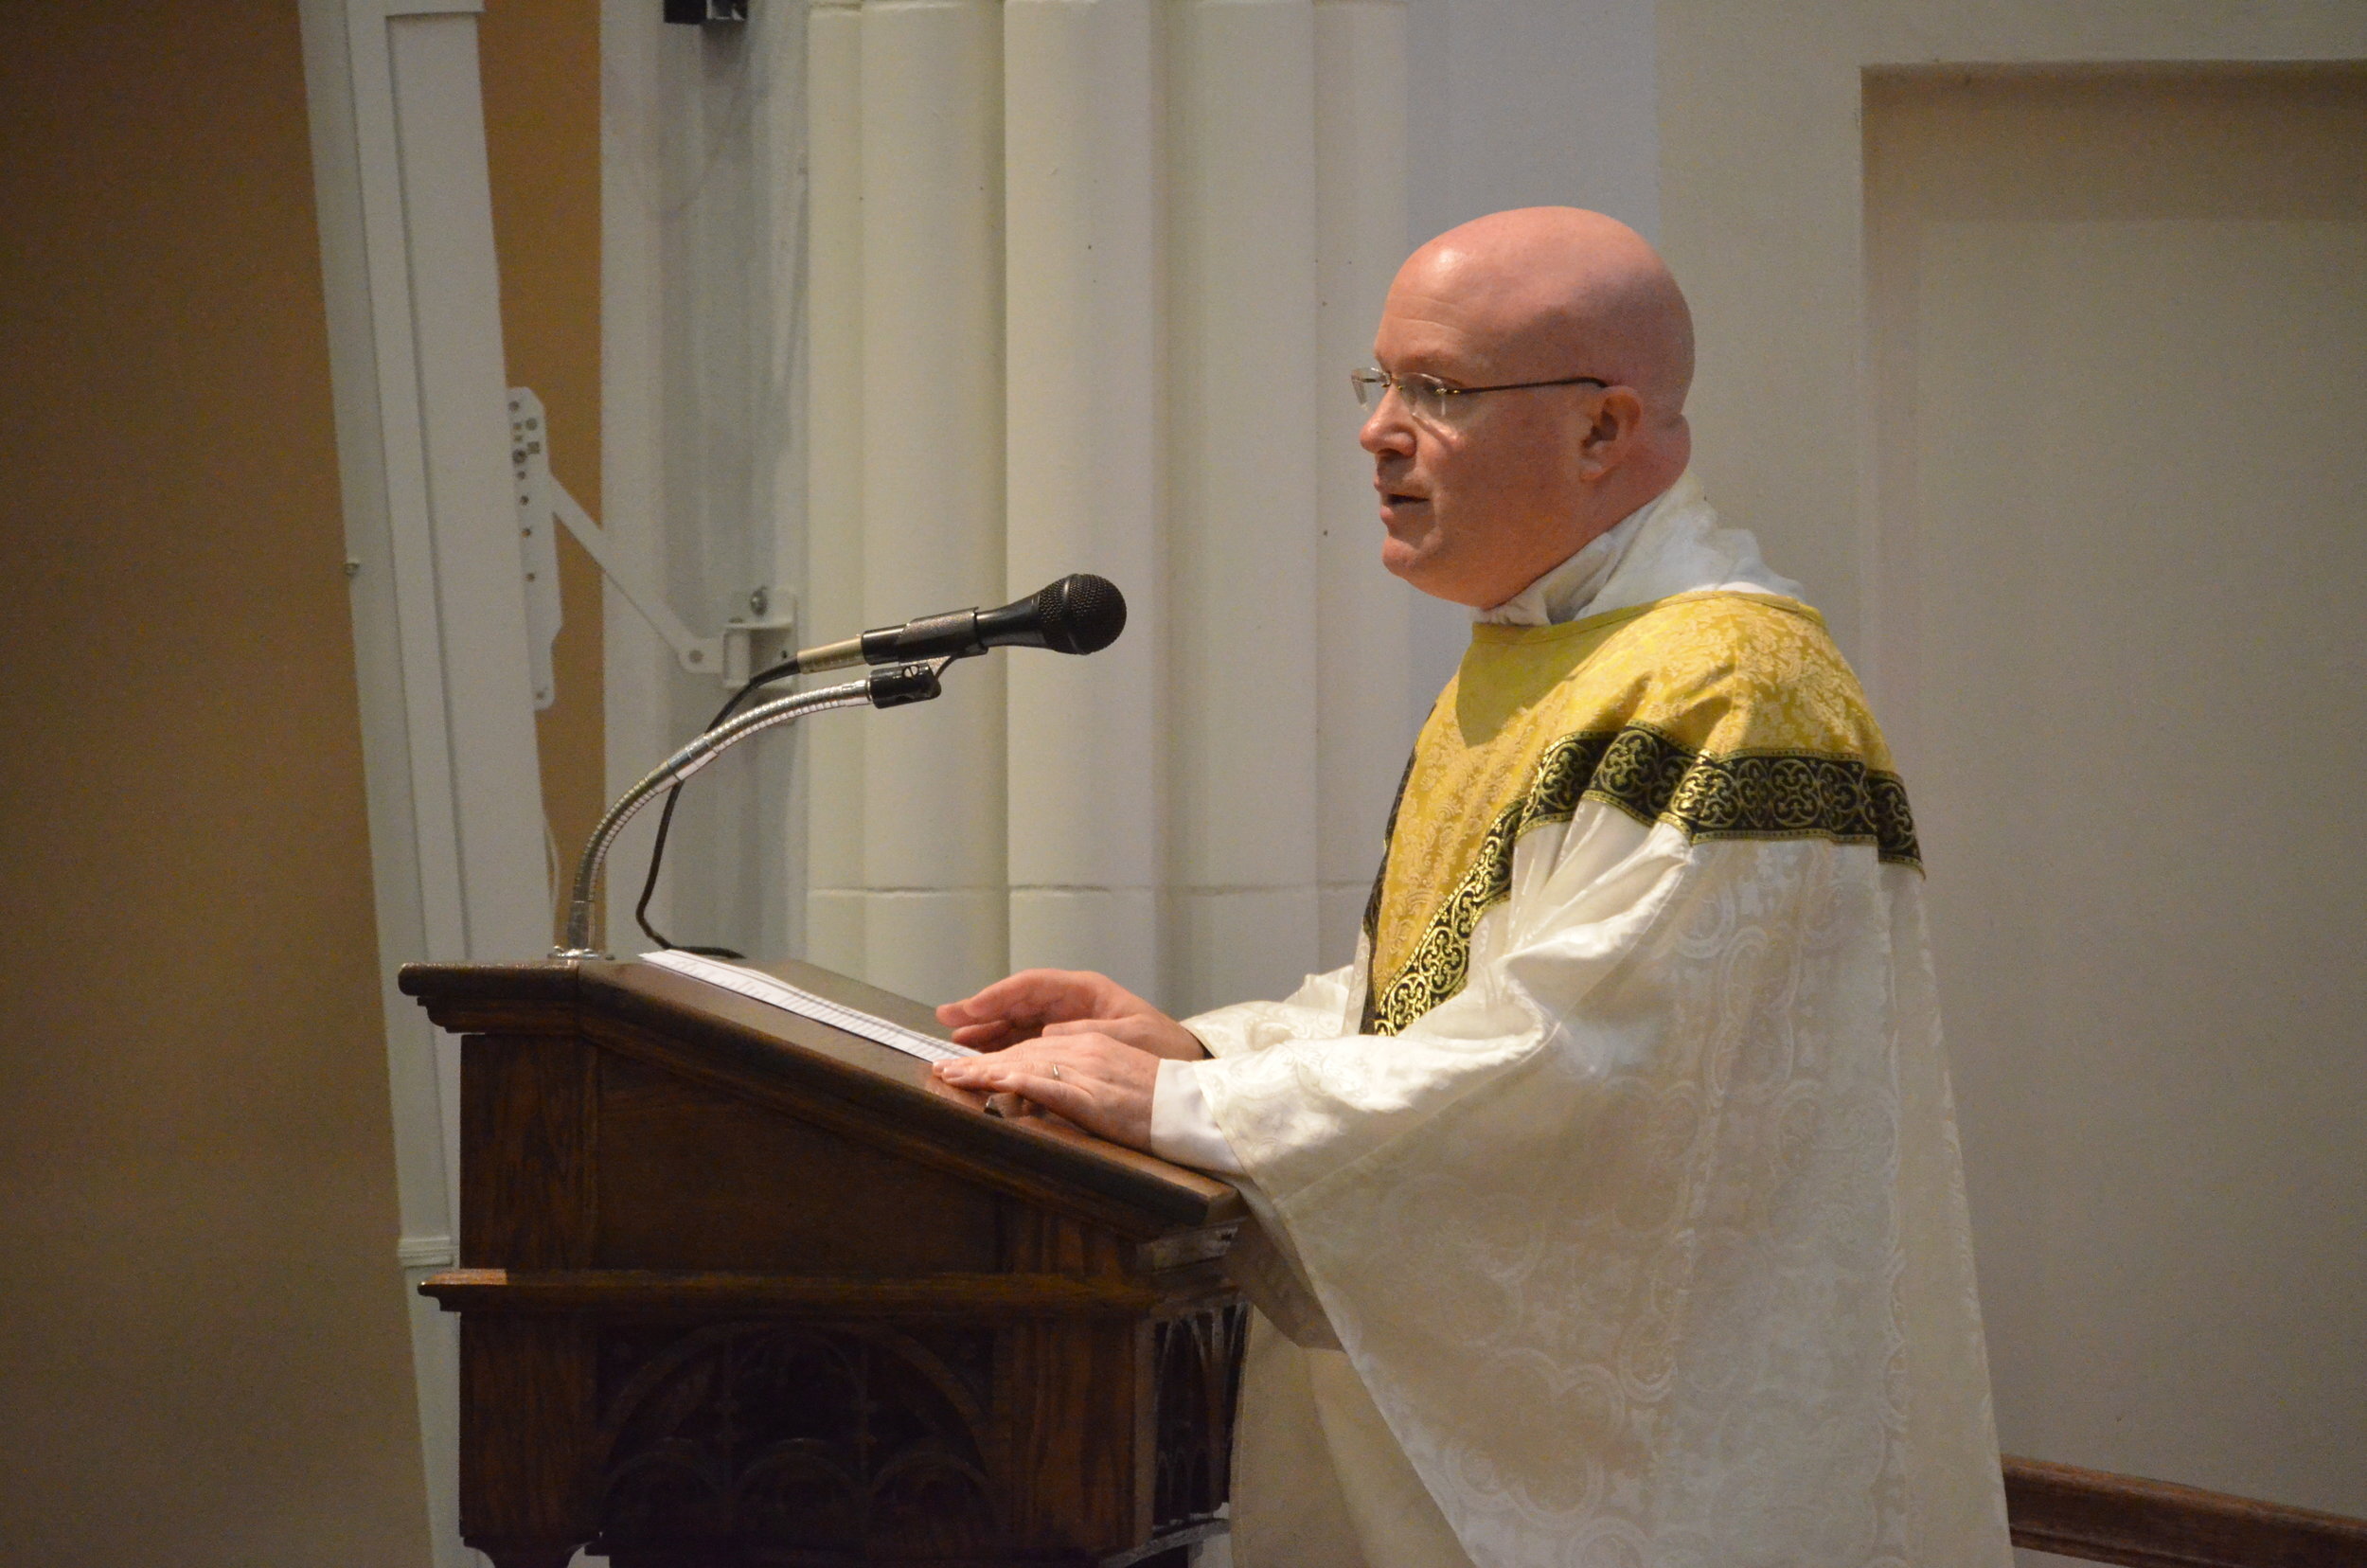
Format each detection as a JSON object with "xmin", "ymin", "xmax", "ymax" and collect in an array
[{"xmin": 1870, "ymin": 71, "xmax": 2367, "ymax": 1532}]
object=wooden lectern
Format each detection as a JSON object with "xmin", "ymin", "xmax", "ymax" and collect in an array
[{"xmin": 401, "ymin": 957, "xmax": 1247, "ymax": 1568}]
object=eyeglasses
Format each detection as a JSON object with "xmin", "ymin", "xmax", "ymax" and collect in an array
[{"xmin": 1350, "ymin": 366, "xmax": 1609, "ymax": 425}]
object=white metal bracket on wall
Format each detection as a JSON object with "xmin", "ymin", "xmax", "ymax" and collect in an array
[
  {"xmin": 508, "ymin": 386, "xmax": 795, "ymax": 694},
  {"xmin": 508, "ymin": 389, "xmax": 569, "ymax": 705}
]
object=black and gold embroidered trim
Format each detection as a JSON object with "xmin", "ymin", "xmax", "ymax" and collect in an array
[
  {"xmin": 1355, "ymin": 749, "xmax": 1419, "ymax": 1036},
  {"xmin": 1361, "ymin": 723, "xmax": 1920, "ymax": 1036}
]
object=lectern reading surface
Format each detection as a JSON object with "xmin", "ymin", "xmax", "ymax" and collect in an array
[{"xmin": 403, "ymin": 955, "xmax": 1246, "ymax": 1568}]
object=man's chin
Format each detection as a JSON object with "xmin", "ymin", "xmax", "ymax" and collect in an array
[{"xmin": 1379, "ymin": 542, "xmax": 1461, "ymax": 602}]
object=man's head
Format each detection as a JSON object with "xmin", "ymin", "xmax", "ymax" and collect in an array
[{"xmin": 1361, "ymin": 207, "xmax": 1695, "ymax": 608}]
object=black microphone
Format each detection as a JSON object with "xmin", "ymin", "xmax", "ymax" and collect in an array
[{"xmin": 784, "ymin": 573, "xmax": 1128, "ymax": 673}]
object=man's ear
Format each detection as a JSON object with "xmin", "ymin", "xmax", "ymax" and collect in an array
[{"xmin": 1575, "ymin": 387, "xmax": 1645, "ymax": 480}]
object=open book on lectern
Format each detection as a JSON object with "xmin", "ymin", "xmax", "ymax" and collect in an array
[{"xmin": 640, "ymin": 948, "xmax": 978, "ymax": 1065}]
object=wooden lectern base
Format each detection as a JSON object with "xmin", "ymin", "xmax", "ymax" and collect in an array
[{"xmin": 404, "ymin": 956, "xmax": 1248, "ymax": 1568}]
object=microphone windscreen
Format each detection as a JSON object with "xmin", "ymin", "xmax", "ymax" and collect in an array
[{"xmin": 1036, "ymin": 573, "xmax": 1127, "ymax": 654}]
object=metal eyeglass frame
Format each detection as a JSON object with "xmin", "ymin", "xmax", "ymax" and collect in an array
[{"xmin": 1350, "ymin": 366, "xmax": 1610, "ymax": 423}]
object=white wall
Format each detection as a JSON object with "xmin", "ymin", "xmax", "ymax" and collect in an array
[
  {"xmin": 1406, "ymin": 0, "xmax": 1658, "ymax": 242},
  {"xmin": 1401, "ymin": 0, "xmax": 1662, "ymax": 721},
  {"xmin": 1870, "ymin": 67, "xmax": 2367, "ymax": 1536},
  {"xmin": 1657, "ymin": 3, "xmax": 2367, "ymax": 1550}
]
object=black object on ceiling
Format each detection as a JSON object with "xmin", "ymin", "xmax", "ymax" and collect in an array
[{"xmin": 664, "ymin": 0, "xmax": 747, "ymax": 23}]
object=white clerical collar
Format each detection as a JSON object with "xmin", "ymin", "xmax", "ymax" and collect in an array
[
  {"xmin": 1474, "ymin": 471, "xmax": 1806, "ymax": 628},
  {"xmin": 1475, "ymin": 479, "xmax": 1682, "ymax": 627}
]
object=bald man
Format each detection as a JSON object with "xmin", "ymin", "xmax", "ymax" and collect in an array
[{"xmin": 936, "ymin": 210, "xmax": 2011, "ymax": 1568}]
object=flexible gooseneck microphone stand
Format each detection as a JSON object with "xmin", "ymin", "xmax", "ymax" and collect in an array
[
  {"xmin": 627, "ymin": 573, "xmax": 1131, "ymax": 956},
  {"xmin": 556, "ymin": 573, "xmax": 1130, "ymax": 960},
  {"xmin": 551, "ymin": 662, "xmax": 944, "ymax": 958}
]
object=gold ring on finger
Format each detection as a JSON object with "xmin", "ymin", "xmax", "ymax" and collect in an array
[{"xmin": 1049, "ymin": 1064, "xmax": 1063, "ymax": 1080}]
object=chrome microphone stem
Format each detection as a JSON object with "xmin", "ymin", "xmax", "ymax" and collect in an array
[{"xmin": 553, "ymin": 679, "xmax": 872, "ymax": 957}]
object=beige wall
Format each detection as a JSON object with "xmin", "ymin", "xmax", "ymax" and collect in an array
[
  {"xmin": 0, "ymin": 1, "xmax": 610, "ymax": 1558},
  {"xmin": 482, "ymin": 0, "xmax": 607, "ymax": 865},
  {"xmin": 0, "ymin": 5, "xmax": 433, "ymax": 1562}
]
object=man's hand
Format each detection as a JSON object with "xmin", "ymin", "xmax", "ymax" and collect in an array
[
  {"xmin": 936, "ymin": 969, "xmax": 1205, "ymax": 1061},
  {"xmin": 931, "ymin": 1032, "xmax": 1161, "ymax": 1150}
]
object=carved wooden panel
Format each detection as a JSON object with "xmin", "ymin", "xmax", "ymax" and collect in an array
[
  {"xmin": 564, "ymin": 1307, "xmax": 1249, "ymax": 1567},
  {"xmin": 1150, "ymin": 1304, "xmax": 1247, "ymax": 1536},
  {"xmin": 592, "ymin": 1321, "xmax": 1003, "ymax": 1564}
]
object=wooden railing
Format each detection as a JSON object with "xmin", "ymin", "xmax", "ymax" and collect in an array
[{"xmin": 2004, "ymin": 1455, "xmax": 2367, "ymax": 1566}]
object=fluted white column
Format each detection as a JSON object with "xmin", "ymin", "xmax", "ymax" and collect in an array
[
  {"xmin": 802, "ymin": 0, "xmax": 868, "ymax": 972},
  {"xmin": 1313, "ymin": 0, "xmax": 1411, "ymax": 971},
  {"xmin": 1002, "ymin": 0, "xmax": 1164, "ymax": 996},
  {"xmin": 1166, "ymin": 0, "xmax": 1323, "ymax": 1014},
  {"xmin": 859, "ymin": 0, "xmax": 1008, "ymax": 1001},
  {"xmin": 786, "ymin": 0, "xmax": 1409, "ymax": 1015}
]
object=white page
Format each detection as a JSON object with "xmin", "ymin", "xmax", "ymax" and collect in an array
[{"xmin": 638, "ymin": 950, "xmax": 977, "ymax": 1064}]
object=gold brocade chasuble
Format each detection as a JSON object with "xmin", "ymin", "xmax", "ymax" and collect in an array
[{"xmin": 1361, "ymin": 591, "xmax": 1918, "ymax": 1036}]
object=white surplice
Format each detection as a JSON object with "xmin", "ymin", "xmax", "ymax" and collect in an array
[{"xmin": 1151, "ymin": 475, "xmax": 2013, "ymax": 1568}]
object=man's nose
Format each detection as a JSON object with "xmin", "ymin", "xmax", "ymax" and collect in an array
[{"xmin": 1360, "ymin": 398, "xmax": 1415, "ymax": 456}]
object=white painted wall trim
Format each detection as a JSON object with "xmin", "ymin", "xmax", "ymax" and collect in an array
[{"xmin": 301, "ymin": 0, "xmax": 551, "ymax": 1560}]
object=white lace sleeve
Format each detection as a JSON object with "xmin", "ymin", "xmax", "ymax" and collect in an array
[{"xmin": 1180, "ymin": 953, "xmax": 1362, "ymax": 1060}]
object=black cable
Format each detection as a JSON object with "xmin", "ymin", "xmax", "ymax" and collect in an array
[{"xmin": 632, "ymin": 655, "xmax": 800, "ymax": 958}]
